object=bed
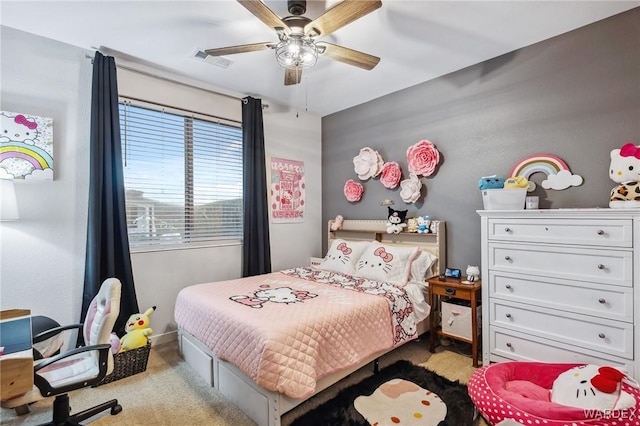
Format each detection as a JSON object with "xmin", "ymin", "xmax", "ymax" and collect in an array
[{"xmin": 175, "ymin": 219, "xmax": 446, "ymax": 426}]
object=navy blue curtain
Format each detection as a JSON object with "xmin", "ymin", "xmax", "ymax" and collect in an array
[
  {"xmin": 81, "ymin": 52, "xmax": 139, "ymax": 337},
  {"xmin": 242, "ymin": 96, "xmax": 271, "ymax": 277}
]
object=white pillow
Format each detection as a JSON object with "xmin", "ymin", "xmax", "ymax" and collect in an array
[
  {"xmin": 410, "ymin": 251, "xmax": 438, "ymax": 282},
  {"xmin": 355, "ymin": 243, "xmax": 419, "ymax": 286},
  {"xmin": 318, "ymin": 239, "xmax": 371, "ymax": 275}
]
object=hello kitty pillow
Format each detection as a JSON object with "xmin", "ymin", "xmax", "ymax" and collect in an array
[
  {"xmin": 551, "ymin": 364, "xmax": 637, "ymax": 411},
  {"xmin": 318, "ymin": 239, "xmax": 371, "ymax": 275},
  {"xmin": 355, "ymin": 243, "xmax": 419, "ymax": 286}
]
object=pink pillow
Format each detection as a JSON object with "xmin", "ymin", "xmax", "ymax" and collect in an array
[{"xmin": 504, "ymin": 380, "xmax": 550, "ymax": 401}]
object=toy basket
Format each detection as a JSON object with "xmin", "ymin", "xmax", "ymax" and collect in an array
[{"xmin": 98, "ymin": 341, "xmax": 151, "ymax": 385}]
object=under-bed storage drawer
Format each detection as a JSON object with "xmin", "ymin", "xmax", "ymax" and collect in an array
[
  {"xmin": 180, "ymin": 332, "xmax": 214, "ymax": 386},
  {"xmin": 487, "ymin": 218, "xmax": 632, "ymax": 247}
]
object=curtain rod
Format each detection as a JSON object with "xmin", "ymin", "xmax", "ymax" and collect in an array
[
  {"xmin": 84, "ymin": 53, "xmax": 268, "ymax": 109},
  {"xmin": 120, "ymin": 95, "xmax": 242, "ymax": 125}
]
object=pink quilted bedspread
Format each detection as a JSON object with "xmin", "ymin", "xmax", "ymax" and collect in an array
[{"xmin": 175, "ymin": 268, "xmax": 417, "ymax": 399}]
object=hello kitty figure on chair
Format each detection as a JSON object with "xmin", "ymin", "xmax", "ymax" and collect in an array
[{"xmin": 609, "ymin": 142, "xmax": 640, "ymax": 208}]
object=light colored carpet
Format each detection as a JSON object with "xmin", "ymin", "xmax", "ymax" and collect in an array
[{"xmin": 0, "ymin": 337, "xmax": 487, "ymax": 425}]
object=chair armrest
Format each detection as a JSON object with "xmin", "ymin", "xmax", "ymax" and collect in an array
[
  {"xmin": 33, "ymin": 344, "xmax": 112, "ymax": 397},
  {"xmin": 33, "ymin": 323, "xmax": 83, "ymax": 344}
]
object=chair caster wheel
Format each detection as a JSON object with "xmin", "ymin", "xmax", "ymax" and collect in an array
[{"xmin": 111, "ymin": 404, "xmax": 122, "ymax": 415}]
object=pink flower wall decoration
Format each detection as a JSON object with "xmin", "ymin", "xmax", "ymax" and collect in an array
[
  {"xmin": 344, "ymin": 179, "xmax": 364, "ymax": 202},
  {"xmin": 380, "ymin": 161, "xmax": 402, "ymax": 189},
  {"xmin": 407, "ymin": 140, "xmax": 440, "ymax": 177}
]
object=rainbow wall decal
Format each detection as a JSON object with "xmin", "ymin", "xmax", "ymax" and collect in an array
[
  {"xmin": 510, "ymin": 154, "xmax": 569, "ymax": 179},
  {"xmin": 510, "ymin": 154, "xmax": 582, "ymax": 191}
]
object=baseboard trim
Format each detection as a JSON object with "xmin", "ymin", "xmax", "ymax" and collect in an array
[{"xmin": 150, "ymin": 330, "xmax": 177, "ymax": 346}]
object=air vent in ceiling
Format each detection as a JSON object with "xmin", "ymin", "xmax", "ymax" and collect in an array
[{"xmin": 192, "ymin": 50, "xmax": 233, "ymax": 69}]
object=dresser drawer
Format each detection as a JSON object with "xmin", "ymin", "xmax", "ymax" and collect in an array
[
  {"xmin": 489, "ymin": 271, "xmax": 633, "ymax": 322},
  {"xmin": 488, "ymin": 243, "xmax": 633, "ymax": 287},
  {"xmin": 490, "ymin": 327, "xmax": 634, "ymax": 375},
  {"xmin": 490, "ymin": 299, "xmax": 633, "ymax": 359},
  {"xmin": 487, "ymin": 218, "xmax": 632, "ymax": 247}
]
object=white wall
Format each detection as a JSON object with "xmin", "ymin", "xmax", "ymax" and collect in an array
[{"xmin": 0, "ymin": 26, "xmax": 322, "ymax": 343}]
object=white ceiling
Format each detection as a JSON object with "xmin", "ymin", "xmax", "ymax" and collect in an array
[{"xmin": 1, "ymin": 1, "xmax": 638, "ymax": 117}]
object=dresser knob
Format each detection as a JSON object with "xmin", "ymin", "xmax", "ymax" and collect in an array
[
  {"xmin": 505, "ymin": 313, "xmax": 512, "ymax": 319},
  {"xmin": 505, "ymin": 227, "xmax": 511, "ymax": 233},
  {"xmin": 597, "ymin": 229, "xmax": 605, "ymax": 235},
  {"xmin": 598, "ymin": 298, "xmax": 606, "ymax": 304},
  {"xmin": 506, "ymin": 342, "xmax": 512, "ymax": 348},
  {"xmin": 598, "ymin": 333, "xmax": 606, "ymax": 339},
  {"xmin": 505, "ymin": 256, "xmax": 512, "ymax": 261},
  {"xmin": 597, "ymin": 264, "xmax": 605, "ymax": 270},
  {"xmin": 505, "ymin": 284, "xmax": 512, "ymax": 290}
]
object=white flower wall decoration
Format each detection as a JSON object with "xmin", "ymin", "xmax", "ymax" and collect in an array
[
  {"xmin": 399, "ymin": 173, "xmax": 422, "ymax": 203},
  {"xmin": 353, "ymin": 147, "xmax": 384, "ymax": 180}
]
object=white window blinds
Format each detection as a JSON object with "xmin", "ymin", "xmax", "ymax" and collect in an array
[{"xmin": 119, "ymin": 100, "xmax": 243, "ymax": 249}]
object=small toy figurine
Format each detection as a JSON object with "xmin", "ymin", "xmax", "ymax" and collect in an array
[
  {"xmin": 406, "ymin": 217, "xmax": 419, "ymax": 233},
  {"xmin": 386, "ymin": 207, "xmax": 408, "ymax": 234},
  {"xmin": 609, "ymin": 142, "xmax": 640, "ymax": 208},
  {"xmin": 466, "ymin": 265, "xmax": 480, "ymax": 282},
  {"xmin": 416, "ymin": 216, "xmax": 430, "ymax": 233},
  {"xmin": 331, "ymin": 214, "xmax": 344, "ymax": 230}
]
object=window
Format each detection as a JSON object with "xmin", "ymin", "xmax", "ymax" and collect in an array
[{"xmin": 119, "ymin": 100, "xmax": 243, "ymax": 249}]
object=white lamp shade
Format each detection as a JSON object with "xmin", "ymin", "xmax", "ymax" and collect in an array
[{"xmin": 0, "ymin": 179, "xmax": 20, "ymax": 221}]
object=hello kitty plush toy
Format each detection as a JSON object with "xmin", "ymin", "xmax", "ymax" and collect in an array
[
  {"xmin": 609, "ymin": 143, "xmax": 640, "ymax": 208},
  {"xmin": 551, "ymin": 364, "xmax": 638, "ymax": 411},
  {"xmin": 466, "ymin": 265, "xmax": 480, "ymax": 282}
]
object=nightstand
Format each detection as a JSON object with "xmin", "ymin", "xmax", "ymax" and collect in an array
[{"xmin": 428, "ymin": 277, "xmax": 482, "ymax": 367}]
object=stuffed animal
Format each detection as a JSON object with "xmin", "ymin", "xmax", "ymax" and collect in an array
[
  {"xmin": 406, "ymin": 217, "xmax": 419, "ymax": 233},
  {"xmin": 609, "ymin": 143, "xmax": 640, "ymax": 208},
  {"xmin": 119, "ymin": 305, "xmax": 156, "ymax": 352},
  {"xmin": 551, "ymin": 364, "xmax": 637, "ymax": 411},
  {"xmin": 109, "ymin": 332, "xmax": 121, "ymax": 354},
  {"xmin": 330, "ymin": 214, "xmax": 344, "ymax": 231},
  {"xmin": 416, "ymin": 216, "xmax": 430, "ymax": 233},
  {"xmin": 478, "ymin": 175, "xmax": 504, "ymax": 190},
  {"xmin": 466, "ymin": 265, "xmax": 480, "ymax": 282},
  {"xmin": 504, "ymin": 176, "xmax": 530, "ymax": 190},
  {"xmin": 386, "ymin": 207, "xmax": 407, "ymax": 234}
]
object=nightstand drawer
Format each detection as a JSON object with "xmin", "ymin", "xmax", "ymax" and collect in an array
[
  {"xmin": 489, "ymin": 271, "xmax": 633, "ymax": 322},
  {"xmin": 430, "ymin": 284, "xmax": 475, "ymax": 300},
  {"xmin": 490, "ymin": 299, "xmax": 633, "ymax": 359},
  {"xmin": 488, "ymin": 243, "xmax": 633, "ymax": 286},
  {"xmin": 490, "ymin": 327, "xmax": 634, "ymax": 374},
  {"xmin": 487, "ymin": 218, "xmax": 632, "ymax": 247}
]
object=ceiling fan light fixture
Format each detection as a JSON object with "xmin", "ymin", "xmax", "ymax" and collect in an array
[{"xmin": 275, "ymin": 36, "xmax": 318, "ymax": 69}]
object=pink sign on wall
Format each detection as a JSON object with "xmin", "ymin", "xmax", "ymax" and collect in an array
[{"xmin": 270, "ymin": 157, "xmax": 305, "ymax": 223}]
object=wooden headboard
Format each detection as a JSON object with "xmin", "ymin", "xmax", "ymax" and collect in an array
[{"xmin": 327, "ymin": 219, "xmax": 446, "ymax": 276}]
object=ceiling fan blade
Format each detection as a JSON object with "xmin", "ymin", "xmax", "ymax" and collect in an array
[
  {"xmin": 205, "ymin": 42, "xmax": 274, "ymax": 57},
  {"xmin": 284, "ymin": 68, "xmax": 303, "ymax": 86},
  {"xmin": 316, "ymin": 42, "xmax": 380, "ymax": 70},
  {"xmin": 237, "ymin": 0, "xmax": 290, "ymax": 33},
  {"xmin": 304, "ymin": 0, "xmax": 382, "ymax": 37}
]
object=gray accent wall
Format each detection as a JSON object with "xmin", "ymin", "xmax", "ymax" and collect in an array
[{"xmin": 322, "ymin": 8, "xmax": 639, "ymax": 270}]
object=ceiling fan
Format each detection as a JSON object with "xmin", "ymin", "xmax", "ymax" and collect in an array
[{"xmin": 205, "ymin": 0, "xmax": 382, "ymax": 86}]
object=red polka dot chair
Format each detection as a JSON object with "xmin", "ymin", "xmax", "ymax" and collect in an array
[{"xmin": 468, "ymin": 362, "xmax": 640, "ymax": 425}]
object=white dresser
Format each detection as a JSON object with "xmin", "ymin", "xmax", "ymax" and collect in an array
[{"xmin": 478, "ymin": 209, "xmax": 640, "ymax": 377}]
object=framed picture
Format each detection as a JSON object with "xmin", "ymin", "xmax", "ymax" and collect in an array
[{"xmin": 444, "ymin": 268, "xmax": 461, "ymax": 279}]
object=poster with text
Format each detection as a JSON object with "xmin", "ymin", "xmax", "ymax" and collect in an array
[{"xmin": 270, "ymin": 157, "xmax": 305, "ymax": 223}]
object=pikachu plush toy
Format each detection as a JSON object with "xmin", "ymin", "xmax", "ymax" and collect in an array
[{"xmin": 119, "ymin": 306, "xmax": 156, "ymax": 352}]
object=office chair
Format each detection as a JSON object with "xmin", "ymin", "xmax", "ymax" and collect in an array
[{"xmin": 2, "ymin": 278, "xmax": 123, "ymax": 424}]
